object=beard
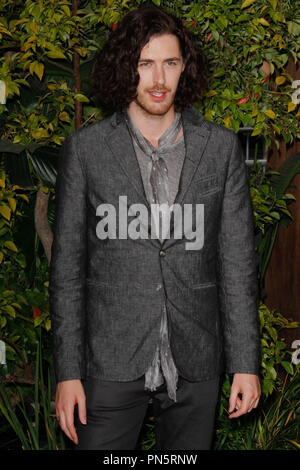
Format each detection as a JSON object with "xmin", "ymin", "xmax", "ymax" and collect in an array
[{"xmin": 134, "ymin": 88, "xmax": 176, "ymax": 117}]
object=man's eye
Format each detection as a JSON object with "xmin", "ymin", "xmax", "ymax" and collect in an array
[
  {"xmin": 167, "ymin": 61, "xmax": 177, "ymax": 66},
  {"xmin": 139, "ymin": 62, "xmax": 151, "ymax": 67}
]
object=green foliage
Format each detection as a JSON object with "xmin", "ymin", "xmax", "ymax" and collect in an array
[
  {"xmin": 250, "ymin": 165, "xmax": 295, "ymax": 237},
  {"xmin": 214, "ymin": 366, "xmax": 300, "ymax": 450},
  {"xmin": 0, "ymin": 169, "xmax": 27, "ymax": 332},
  {"xmin": 249, "ymin": 156, "xmax": 300, "ymax": 295},
  {"xmin": 0, "ymin": 170, "xmax": 51, "ymax": 377},
  {"xmin": 1, "ymin": 0, "xmax": 299, "ymax": 147},
  {"xmin": 259, "ymin": 302, "xmax": 299, "ymax": 396},
  {"xmin": 216, "ymin": 302, "xmax": 299, "ymax": 419},
  {"xmin": 0, "ymin": 0, "xmax": 89, "ymax": 146},
  {"xmin": 186, "ymin": 0, "xmax": 300, "ymax": 147},
  {"xmin": 0, "ymin": 334, "xmax": 66, "ymax": 450},
  {"xmin": 251, "ymin": 366, "xmax": 300, "ymax": 450}
]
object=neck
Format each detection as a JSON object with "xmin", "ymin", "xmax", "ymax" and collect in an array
[{"xmin": 127, "ymin": 101, "xmax": 176, "ymax": 143}]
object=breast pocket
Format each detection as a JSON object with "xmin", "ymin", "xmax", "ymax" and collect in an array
[{"xmin": 193, "ymin": 173, "xmax": 219, "ymax": 197}]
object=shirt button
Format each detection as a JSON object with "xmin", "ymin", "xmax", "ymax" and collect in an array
[
  {"xmin": 156, "ymin": 284, "xmax": 162, "ymax": 291},
  {"xmin": 159, "ymin": 250, "xmax": 166, "ymax": 257}
]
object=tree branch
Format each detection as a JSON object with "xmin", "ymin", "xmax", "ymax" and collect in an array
[{"xmin": 34, "ymin": 182, "xmax": 53, "ymax": 265}]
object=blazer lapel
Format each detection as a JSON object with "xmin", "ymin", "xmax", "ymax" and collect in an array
[
  {"xmin": 162, "ymin": 107, "xmax": 211, "ymax": 249},
  {"xmin": 105, "ymin": 111, "xmax": 161, "ymax": 248},
  {"xmin": 172, "ymin": 107, "xmax": 211, "ymax": 206},
  {"xmin": 104, "ymin": 111, "xmax": 150, "ymax": 210}
]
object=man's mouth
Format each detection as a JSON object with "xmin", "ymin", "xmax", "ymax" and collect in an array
[{"xmin": 149, "ymin": 90, "xmax": 167, "ymax": 100}]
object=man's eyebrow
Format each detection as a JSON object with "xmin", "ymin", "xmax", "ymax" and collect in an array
[{"xmin": 138, "ymin": 57, "xmax": 181, "ymax": 62}]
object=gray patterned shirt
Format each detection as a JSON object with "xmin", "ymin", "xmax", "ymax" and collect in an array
[{"xmin": 124, "ymin": 108, "xmax": 186, "ymax": 402}]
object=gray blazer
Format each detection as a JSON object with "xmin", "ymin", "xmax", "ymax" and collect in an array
[{"xmin": 49, "ymin": 106, "xmax": 261, "ymax": 383}]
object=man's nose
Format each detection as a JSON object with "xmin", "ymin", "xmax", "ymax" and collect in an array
[{"xmin": 152, "ymin": 64, "xmax": 166, "ymax": 87}]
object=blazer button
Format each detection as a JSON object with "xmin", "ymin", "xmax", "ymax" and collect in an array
[{"xmin": 159, "ymin": 250, "xmax": 166, "ymax": 257}]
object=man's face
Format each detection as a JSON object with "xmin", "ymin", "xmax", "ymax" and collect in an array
[{"xmin": 133, "ymin": 33, "xmax": 185, "ymax": 116}]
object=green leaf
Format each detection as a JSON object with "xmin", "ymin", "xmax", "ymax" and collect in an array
[
  {"xmin": 46, "ymin": 49, "xmax": 67, "ymax": 59},
  {"xmin": 272, "ymin": 123, "xmax": 281, "ymax": 134},
  {"xmin": 61, "ymin": 5, "xmax": 71, "ymax": 16},
  {"xmin": 212, "ymin": 30, "xmax": 220, "ymax": 41},
  {"xmin": 272, "ymin": 11, "xmax": 286, "ymax": 23},
  {"xmin": 74, "ymin": 93, "xmax": 89, "ymax": 103},
  {"xmin": 281, "ymin": 361, "xmax": 293, "ymax": 375},
  {"xmin": 267, "ymin": 365, "xmax": 277, "ymax": 380},
  {"xmin": 270, "ymin": 153, "xmax": 300, "ymax": 198},
  {"xmin": 252, "ymin": 126, "xmax": 263, "ymax": 136},
  {"xmin": 241, "ymin": 0, "xmax": 256, "ymax": 8},
  {"xmin": 58, "ymin": 111, "xmax": 70, "ymax": 122},
  {"xmin": 283, "ymin": 193, "xmax": 296, "ymax": 200},
  {"xmin": 258, "ymin": 18, "xmax": 270, "ymax": 27},
  {"xmin": 0, "ymin": 205, "xmax": 11, "ymax": 220},
  {"xmin": 270, "ymin": 211, "xmax": 280, "ymax": 220},
  {"xmin": 264, "ymin": 109, "xmax": 276, "ymax": 119},
  {"xmin": 34, "ymin": 316, "xmax": 44, "ymax": 327},
  {"xmin": 34, "ymin": 62, "xmax": 44, "ymax": 81},
  {"xmin": 262, "ymin": 377, "xmax": 274, "ymax": 396},
  {"xmin": 275, "ymin": 76, "xmax": 286, "ymax": 85},
  {"xmin": 265, "ymin": 324, "xmax": 277, "ymax": 341},
  {"xmin": 288, "ymin": 21, "xmax": 300, "ymax": 36},
  {"xmin": 45, "ymin": 319, "xmax": 51, "ymax": 331},
  {"xmin": 257, "ymin": 112, "xmax": 266, "ymax": 123},
  {"xmin": 277, "ymin": 54, "xmax": 289, "ymax": 67},
  {"xmin": 4, "ymin": 240, "xmax": 18, "ymax": 252},
  {"xmin": 288, "ymin": 102, "xmax": 297, "ymax": 112},
  {"xmin": 3, "ymin": 305, "xmax": 16, "ymax": 318},
  {"xmin": 269, "ymin": 0, "xmax": 277, "ymax": 9},
  {"xmin": 219, "ymin": 15, "xmax": 228, "ymax": 28}
]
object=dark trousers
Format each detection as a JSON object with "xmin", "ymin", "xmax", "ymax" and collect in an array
[{"xmin": 76, "ymin": 374, "xmax": 220, "ymax": 450}]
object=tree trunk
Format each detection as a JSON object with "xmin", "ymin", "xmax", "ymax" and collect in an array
[
  {"xmin": 34, "ymin": 183, "xmax": 53, "ymax": 264},
  {"xmin": 35, "ymin": 0, "xmax": 83, "ymax": 262},
  {"xmin": 73, "ymin": 0, "xmax": 82, "ymax": 130}
]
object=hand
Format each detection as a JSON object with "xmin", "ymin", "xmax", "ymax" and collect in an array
[
  {"xmin": 55, "ymin": 379, "xmax": 86, "ymax": 445},
  {"xmin": 228, "ymin": 373, "xmax": 261, "ymax": 419}
]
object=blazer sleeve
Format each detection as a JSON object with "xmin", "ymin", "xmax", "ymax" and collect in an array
[
  {"xmin": 49, "ymin": 133, "xmax": 87, "ymax": 383},
  {"xmin": 217, "ymin": 131, "xmax": 261, "ymax": 375}
]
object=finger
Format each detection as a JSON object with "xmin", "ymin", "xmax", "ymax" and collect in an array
[
  {"xmin": 228, "ymin": 389, "xmax": 239, "ymax": 413},
  {"xmin": 236, "ymin": 396, "xmax": 242, "ymax": 410},
  {"xmin": 248, "ymin": 394, "xmax": 261, "ymax": 412},
  {"xmin": 229, "ymin": 395, "xmax": 252, "ymax": 418},
  {"xmin": 77, "ymin": 396, "xmax": 87, "ymax": 425},
  {"xmin": 255, "ymin": 394, "xmax": 261, "ymax": 406},
  {"xmin": 65, "ymin": 405, "xmax": 79, "ymax": 445},
  {"xmin": 252, "ymin": 397, "xmax": 260, "ymax": 409},
  {"xmin": 58, "ymin": 410, "xmax": 74, "ymax": 442},
  {"xmin": 247, "ymin": 402, "xmax": 255, "ymax": 413}
]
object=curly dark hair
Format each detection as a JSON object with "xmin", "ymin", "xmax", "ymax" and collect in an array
[{"xmin": 92, "ymin": 4, "xmax": 209, "ymax": 112}]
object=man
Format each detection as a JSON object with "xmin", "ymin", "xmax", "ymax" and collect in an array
[{"xmin": 50, "ymin": 5, "xmax": 261, "ymax": 450}]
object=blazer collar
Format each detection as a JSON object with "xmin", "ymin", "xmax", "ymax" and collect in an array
[{"xmin": 106, "ymin": 106, "xmax": 210, "ymax": 196}]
